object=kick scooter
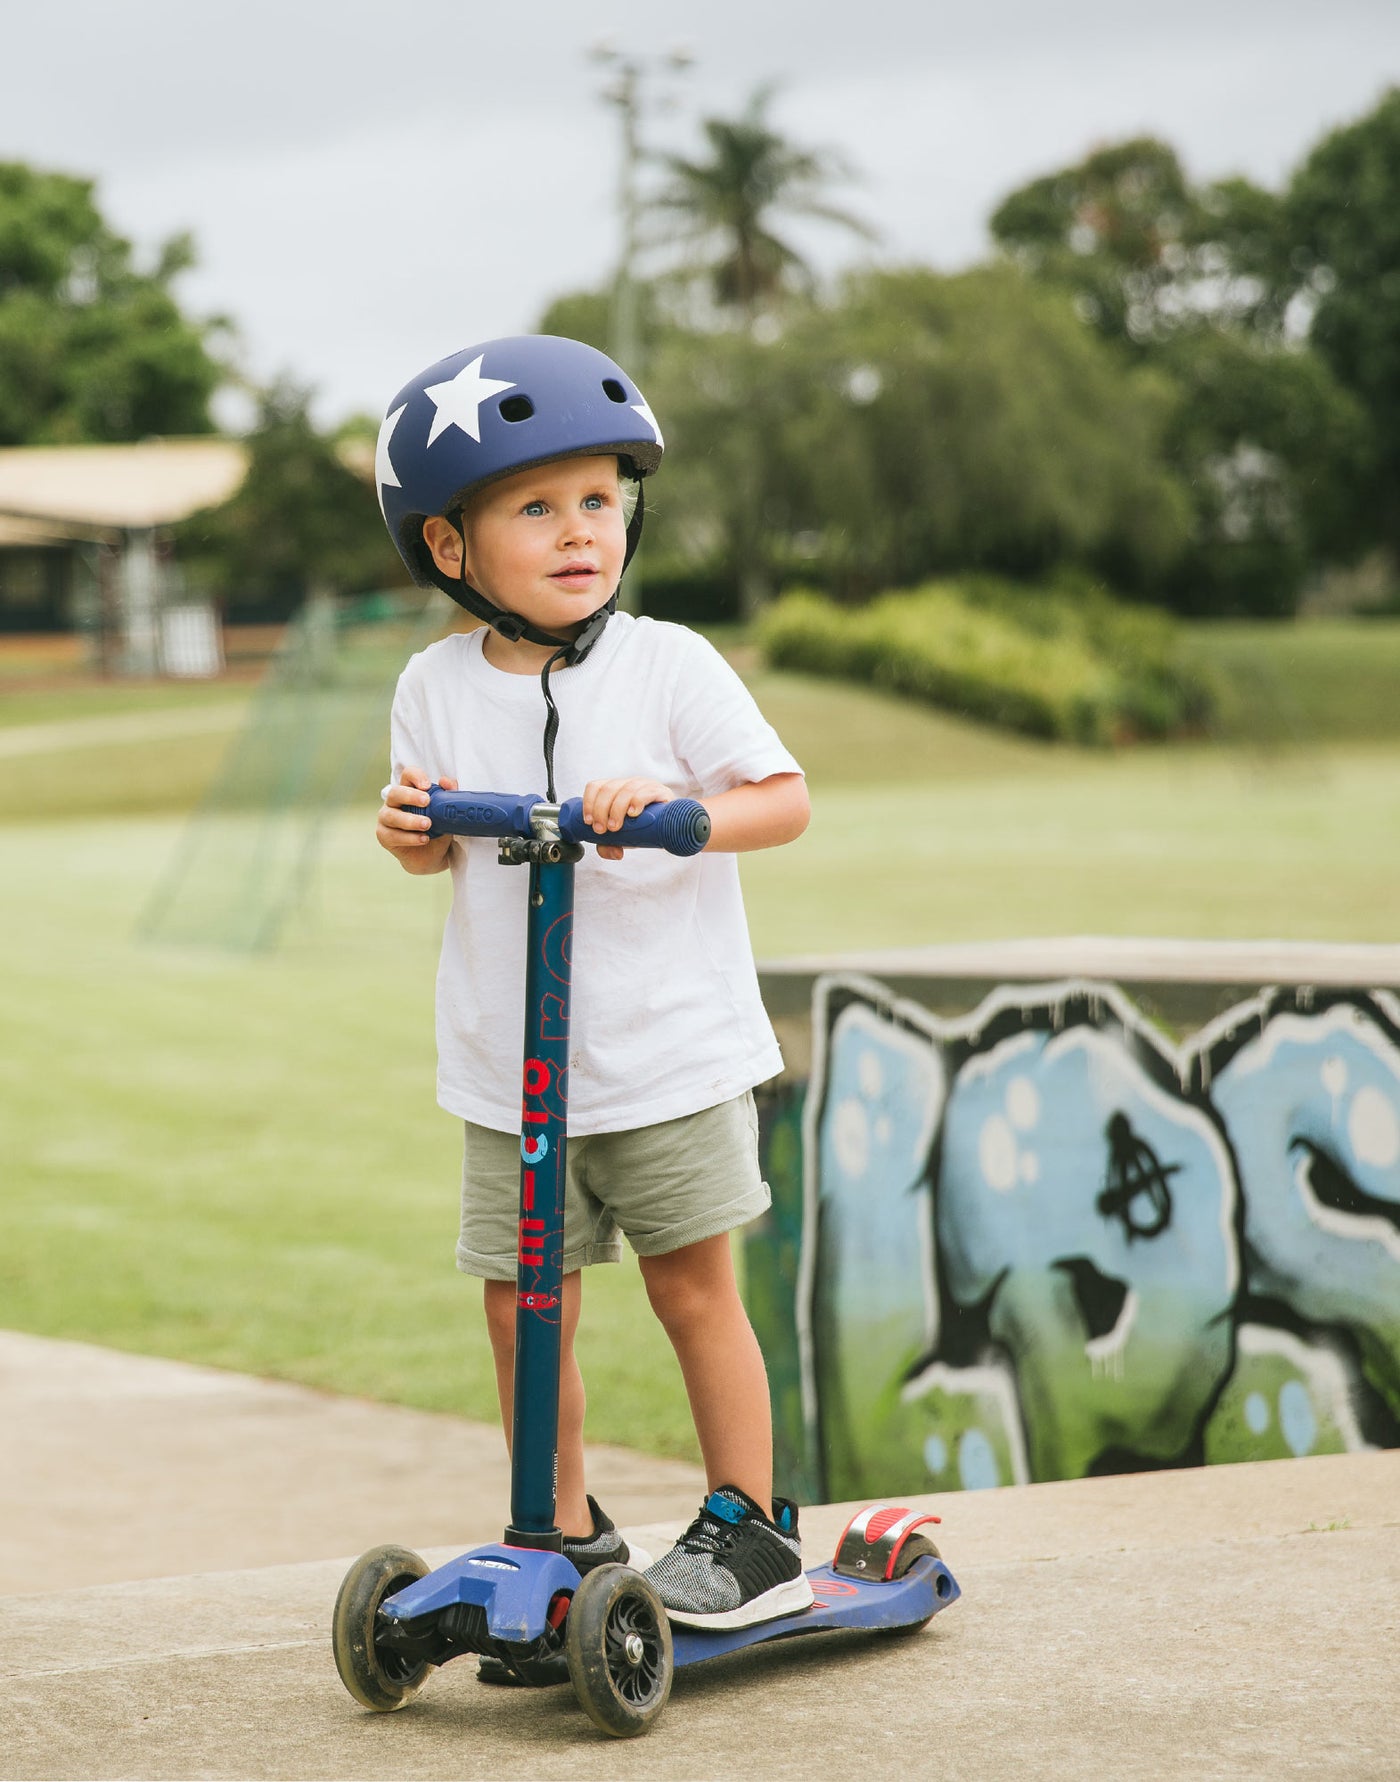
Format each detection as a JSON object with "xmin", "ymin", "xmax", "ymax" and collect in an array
[{"xmin": 332, "ymin": 787, "xmax": 961, "ymax": 1738}]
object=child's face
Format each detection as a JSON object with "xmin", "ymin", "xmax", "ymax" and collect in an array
[{"xmin": 423, "ymin": 455, "xmax": 629, "ymax": 634}]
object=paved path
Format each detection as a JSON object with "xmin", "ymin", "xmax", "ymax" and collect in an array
[
  {"xmin": 0, "ymin": 1331, "xmax": 705, "ymax": 1594},
  {"xmin": 2, "ymin": 1333, "xmax": 1396, "ymax": 1780},
  {"xmin": 0, "ymin": 703, "xmax": 246, "ymax": 761}
]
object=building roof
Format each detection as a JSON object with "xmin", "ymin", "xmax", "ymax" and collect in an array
[
  {"xmin": 0, "ymin": 513, "xmax": 91, "ymax": 547},
  {"xmin": 0, "ymin": 438, "xmax": 249, "ymax": 532}
]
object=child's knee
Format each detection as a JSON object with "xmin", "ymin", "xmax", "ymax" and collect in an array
[{"xmin": 642, "ymin": 1250, "xmax": 730, "ymax": 1335}]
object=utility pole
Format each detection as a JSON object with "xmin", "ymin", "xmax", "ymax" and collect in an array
[{"xmin": 591, "ymin": 43, "xmax": 694, "ymax": 614}]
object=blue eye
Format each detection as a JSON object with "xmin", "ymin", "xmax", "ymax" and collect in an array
[
  {"xmin": 523, "ymin": 500, "xmax": 546, "ymax": 516},
  {"xmin": 583, "ymin": 494, "xmax": 604, "ymax": 510}
]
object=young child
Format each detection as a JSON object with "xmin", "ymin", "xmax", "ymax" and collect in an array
[{"xmin": 372, "ymin": 335, "xmax": 812, "ymax": 1642}]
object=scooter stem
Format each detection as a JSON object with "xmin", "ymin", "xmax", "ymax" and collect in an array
[{"xmin": 504, "ymin": 852, "xmax": 573, "ymax": 1550}]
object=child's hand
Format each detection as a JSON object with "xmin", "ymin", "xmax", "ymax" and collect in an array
[
  {"xmin": 581, "ymin": 777, "xmax": 674, "ymax": 861},
  {"xmin": 377, "ymin": 769, "xmax": 458, "ymax": 873}
]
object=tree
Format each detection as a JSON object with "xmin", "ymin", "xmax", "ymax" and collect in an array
[
  {"xmin": 655, "ymin": 86, "xmax": 876, "ymax": 321},
  {"xmin": 642, "ymin": 267, "xmax": 1192, "ymax": 610},
  {"xmin": 174, "ymin": 384, "xmax": 399, "ymax": 614},
  {"xmin": 989, "ymin": 135, "xmax": 1377, "ymax": 611},
  {"xmin": 0, "ymin": 162, "xmax": 227, "ymax": 445},
  {"xmin": 989, "ymin": 137, "xmax": 1290, "ymax": 346},
  {"xmin": 1286, "ymin": 87, "xmax": 1400, "ymax": 555},
  {"xmin": 537, "ymin": 287, "xmax": 669, "ymax": 357},
  {"xmin": 1155, "ymin": 330, "xmax": 1373, "ymax": 614}
]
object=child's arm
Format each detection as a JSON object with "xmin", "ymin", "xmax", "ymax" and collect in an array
[
  {"xmin": 377, "ymin": 768, "xmax": 459, "ymax": 874},
  {"xmin": 699, "ymin": 773, "xmax": 809, "ymax": 851},
  {"xmin": 582, "ymin": 773, "xmax": 809, "ymax": 860}
]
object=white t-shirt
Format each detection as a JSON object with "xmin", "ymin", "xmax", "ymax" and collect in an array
[{"xmin": 390, "ymin": 614, "xmax": 803, "ymax": 1135}]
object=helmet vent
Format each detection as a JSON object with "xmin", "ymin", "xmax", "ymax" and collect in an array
[
  {"xmin": 499, "ymin": 395, "xmax": 535, "ymax": 422},
  {"xmin": 601, "ymin": 378, "xmax": 628, "ymax": 403}
]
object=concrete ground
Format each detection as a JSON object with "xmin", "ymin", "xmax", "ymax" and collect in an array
[
  {"xmin": 2, "ymin": 1332, "xmax": 1396, "ymax": 1781},
  {"xmin": 0, "ymin": 1330, "xmax": 705, "ymax": 1593}
]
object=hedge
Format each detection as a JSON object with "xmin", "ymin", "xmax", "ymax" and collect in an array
[{"xmin": 757, "ymin": 577, "xmax": 1218, "ymax": 746}]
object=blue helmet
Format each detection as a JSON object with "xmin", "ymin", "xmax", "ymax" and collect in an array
[{"xmin": 374, "ymin": 334, "xmax": 664, "ymax": 643}]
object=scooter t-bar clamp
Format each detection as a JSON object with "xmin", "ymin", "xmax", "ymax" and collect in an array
[{"xmin": 425, "ymin": 786, "xmax": 712, "ymax": 856}]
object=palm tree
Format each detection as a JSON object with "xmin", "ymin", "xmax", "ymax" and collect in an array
[{"xmin": 656, "ymin": 86, "xmax": 876, "ymax": 321}]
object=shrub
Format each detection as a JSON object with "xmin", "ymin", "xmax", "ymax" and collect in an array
[{"xmin": 757, "ymin": 577, "xmax": 1218, "ymax": 745}]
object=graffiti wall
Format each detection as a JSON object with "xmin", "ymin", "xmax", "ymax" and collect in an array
[{"xmin": 745, "ymin": 975, "xmax": 1400, "ymax": 1501}]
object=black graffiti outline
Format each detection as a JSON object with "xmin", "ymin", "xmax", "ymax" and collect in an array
[{"xmin": 1096, "ymin": 1111, "xmax": 1181, "ymax": 1242}]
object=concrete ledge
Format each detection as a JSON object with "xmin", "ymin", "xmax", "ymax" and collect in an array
[
  {"xmin": 758, "ymin": 936, "xmax": 1400, "ymax": 1028},
  {"xmin": 764, "ymin": 937, "xmax": 1400, "ymax": 988},
  {"xmin": 3, "ymin": 1452, "xmax": 1395, "ymax": 1781}
]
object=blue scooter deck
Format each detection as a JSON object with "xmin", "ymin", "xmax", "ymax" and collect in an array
[{"xmin": 669, "ymin": 1553, "xmax": 959, "ymax": 1667}]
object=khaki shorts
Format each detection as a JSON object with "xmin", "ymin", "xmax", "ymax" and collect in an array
[{"xmin": 456, "ymin": 1091, "xmax": 770, "ymax": 1280}]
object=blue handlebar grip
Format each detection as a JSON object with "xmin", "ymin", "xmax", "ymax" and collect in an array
[
  {"xmin": 425, "ymin": 787, "xmax": 545, "ymax": 839},
  {"xmin": 557, "ymin": 796, "xmax": 712, "ymax": 856}
]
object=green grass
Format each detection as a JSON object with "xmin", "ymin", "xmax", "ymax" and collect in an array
[
  {"xmin": 4, "ymin": 617, "xmax": 1400, "ymax": 1462},
  {"xmin": 743, "ymin": 667, "xmax": 1058, "ymax": 785},
  {"xmin": 0, "ymin": 679, "xmax": 252, "ymax": 729},
  {"xmin": 0, "ymin": 817, "xmax": 697, "ymax": 1458},
  {"xmin": 746, "ymin": 745, "xmax": 1400, "ymax": 949},
  {"xmin": 1190, "ymin": 618, "xmax": 1400, "ymax": 744}
]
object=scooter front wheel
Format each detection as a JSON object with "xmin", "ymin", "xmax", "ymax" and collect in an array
[
  {"xmin": 332, "ymin": 1544, "xmax": 430, "ymax": 1711},
  {"xmin": 565, "ymin": 1564, "xmax": 673, "ymax": 1737}
]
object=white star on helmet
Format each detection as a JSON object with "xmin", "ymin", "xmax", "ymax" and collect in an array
[
  {"xmin": 374, "ymin": 403, "xmax": 406, "ymax": 517},
  {"xmin": 632, "ymin": 400, "xmax": 664, "ymax": 448},
  {"xmin": 424, "ymin": 354, "xmax": 517, "ymax": 447}
]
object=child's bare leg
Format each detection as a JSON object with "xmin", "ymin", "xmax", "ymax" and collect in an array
[
  {"xmin": 482, "ymin": 1271, "xmax": 592, "ymax": 1537},
  {"xmin": 638, "ymin": 1233, "xmax": 773, "ymax": 1515}
]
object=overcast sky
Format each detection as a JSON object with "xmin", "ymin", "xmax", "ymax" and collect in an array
[{"xmin": 4, "ymin": 0, "xmax": 1398, "ymax": 425}]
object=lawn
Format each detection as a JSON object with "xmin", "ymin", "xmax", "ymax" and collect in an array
[
  {"xmin": 3, "ymin": 618, "xmax": 1398, "ymax": 1464},
  {"xmin": 0, "ymin": 817, "xmax": 698, "ymax": 1456},
  {"xmin": 1191, "ymin": 617, "xmax": 1400, "ymax": 745}
]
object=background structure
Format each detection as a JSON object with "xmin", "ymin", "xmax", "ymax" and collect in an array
[{"xmin": 750, "ymin": 945, "xmax": 1400, "ymax": 1499}]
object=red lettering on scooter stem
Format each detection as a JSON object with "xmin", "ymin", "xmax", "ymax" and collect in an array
[
  {"xmin": 519, "ymin": 1215, "xmax": 545, "ymax": 1266},
  {"xmin": 522, "ymin": 1059, "xmax": 551, "ymax": 1095}
]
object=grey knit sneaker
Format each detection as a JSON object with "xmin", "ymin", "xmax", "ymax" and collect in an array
[
  {"xmin": 476, "ymin": 1498, "xmax": 652, "ymax": 1686},
  {"xmin": 644, "ymin": 1486, "xmax": 814, "ymax": 1630},
  {"xmin": 560, "ymin": 1495, "xmax": 653, "ymax": 1576}
]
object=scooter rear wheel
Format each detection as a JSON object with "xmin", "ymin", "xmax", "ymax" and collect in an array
[
  {"xmin": 893, "ymin": 1533, "xmax": 942, "ymax": 1573},
  {"xmin": 332, "ymin": 1544, "xmax": 430, "ymax": 1711},
  {"xmin": 565, "ymin": 1564, "xmax": 673, "ymax": 1737},
  {"xmin": 886, "ymin": 1533, "xmax": 943, "ymax": 1635}
]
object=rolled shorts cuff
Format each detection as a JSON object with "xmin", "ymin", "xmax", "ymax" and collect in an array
[
  {"xmin": 455, "ymin": 1237, "xmax": 625, "ymax": 1282},
  {"xmin": 626, "ymin": 1180, "xmax": 772, "ymax": 1258}
]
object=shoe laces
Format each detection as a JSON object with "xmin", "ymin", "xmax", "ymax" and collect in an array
[{"xmin": 676, "ymin": 1502, "xmax": 739, "ymax": 1557}]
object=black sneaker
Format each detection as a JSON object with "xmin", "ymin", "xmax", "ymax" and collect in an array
[
  {"xmin": 476, "ymin": 1498, "xmax": 652, "ymax": 1686},
  {"xmin": 560, "ymin": 1495, "xmax": 653, "ymax": 1577},
  {"xmin": 644, "ymin": 1486, "xmax": 814, "ymax": 1630}
]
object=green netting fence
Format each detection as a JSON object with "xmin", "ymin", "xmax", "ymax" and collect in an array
[{"xmin": 139, "ymin": 589, "xmax": 452, "ymax": 951}]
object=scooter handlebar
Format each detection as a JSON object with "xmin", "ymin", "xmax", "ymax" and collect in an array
[
  {"xmin": 425, "ymin": 787, "xmax": 711, "ymax": 857},
  {"xmin": 557, "ymin": 796, "xmax": 711, "ymax": 856},
  {"xmin": 425, "ymin": 789, "xmax": 545, "ymax": 838}
]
